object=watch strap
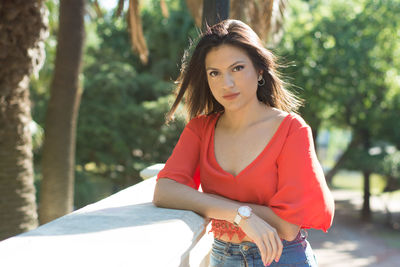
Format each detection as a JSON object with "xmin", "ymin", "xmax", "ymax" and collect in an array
[{"xmin": 233, "ymin": 213, "xmax": 242, "ymax": 226}]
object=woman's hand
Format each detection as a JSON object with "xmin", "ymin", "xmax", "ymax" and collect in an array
[
  {"xmin": 239, "ymin": 214, "xmax": 283, "ymax": 266},
  {"xmin": 206, "ymin": 193, "xmax": 283, "ymax": 265},
  {"xmin": 206, "ymin": 193, "xmax": 300, "ymax": 241}
]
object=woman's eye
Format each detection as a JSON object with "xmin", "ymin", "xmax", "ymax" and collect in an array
[
  {"xmin": 209, "ymin": 71, "xmax": 219, "ymax": 77},
  {"xmin": 233, "ymin": 65, "xmax": 244, "ymax": 72}
]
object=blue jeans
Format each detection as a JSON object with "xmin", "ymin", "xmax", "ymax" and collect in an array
[{"xmin": 210, "ymin": 230, "xmax": 318, "ymax": 267}]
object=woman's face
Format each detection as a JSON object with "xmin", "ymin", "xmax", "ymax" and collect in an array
[{"xmin": 205, "ymin": 44, "xmax": 261, "ymax": 112}]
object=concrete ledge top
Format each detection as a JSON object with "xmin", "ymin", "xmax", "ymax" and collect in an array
[
  {"xmin": 140, "ymin": 163, "xmax": 165, "ymax": 179},
  {"xmin": 0, "ymin": 174, "xmax": 208, "ymax": 267}
]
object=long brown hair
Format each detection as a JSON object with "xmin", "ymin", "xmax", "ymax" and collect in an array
[{"xmin": 166, "ymin": 19, "xmax": 302, "ymax": 122}]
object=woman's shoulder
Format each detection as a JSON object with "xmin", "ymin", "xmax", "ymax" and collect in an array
[
  {"xmin": 268, "ymin": 108, "xmax": 306, "ymax": 126},
  {"xmin": 284, "ymin": 112, "xmax": 309, "ymax": 130},
  {"xmin": 269, "ymin": 109, "xmax": 310, "ymax": 137}
]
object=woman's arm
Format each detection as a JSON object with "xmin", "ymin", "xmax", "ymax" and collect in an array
[
  {"xmin": 153, "ymin": 178, "xmax": 283, "ymax": 266},
  {"xmin": 206, "ymin": 193, "xmax": 300, "ymax": 241},
  {"xmin": 153, "ymin": 178, "xmax": 238, "ymax": 221}
]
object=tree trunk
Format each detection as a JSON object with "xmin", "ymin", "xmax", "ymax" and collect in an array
[
  {"xmin": 186, "ymin": 0, "xmax": 203, "ymax": 27},
  {"xmin": 361, "ymin": 170, "xmax": 371, "ymax": 221},
  {"xmin": 39, "ymin": 0, "xmax": 85, "ymax": 224},
  {"xmin": 325, "ymin": 137, "xmax": 359, "ymax": 185},
  {"xmin": 202, "ymin": 0, "xmax": 230, "ymax": 29},
  {"xmin": 361, "ymin": 130, "xmax": 371, "ymax": 221},
  {"xmin": 186, "ymin": 0, "xmax": 285, "ymax": 45},
  {"xmin": 0, "ymin": 0, "xmax": 48, "ymax": 240}
]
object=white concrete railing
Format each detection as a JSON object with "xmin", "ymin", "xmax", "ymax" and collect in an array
[{"xmin": 0, "ymin": 164, "xmax": 213, "ymax": 267}]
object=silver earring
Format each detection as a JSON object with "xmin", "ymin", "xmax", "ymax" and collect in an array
[{"xmin": 258, "ymin": 76, "xmax": 265, "ymax": 86}]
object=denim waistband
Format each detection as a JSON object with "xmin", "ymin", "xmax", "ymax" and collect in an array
[
  {"xmin": 211, "ymin": 229, "xmax": 316, "ymax": 266},
  {"xmin": 213, "ymin": 229, "xmax": 308, "ymax": 254}
]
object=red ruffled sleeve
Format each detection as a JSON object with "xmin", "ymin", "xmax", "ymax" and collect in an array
[
  {"xmin": 156, "ymin": 116, "xmax": 204, "ymax": 189},
  {"xmin": 270, "ymin": 118, "xmax": 335, "ymax": 232}
]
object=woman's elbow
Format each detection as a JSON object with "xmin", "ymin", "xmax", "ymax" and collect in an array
[
  {"xmin": 152, "ymin": 180, "xmax": 163, "ymax": 207},
  {"xmin": 152, "ymin": 193, "xmax": 161, "ymax": 207},
  {"xmin": 153, "ymin": 178, "xmax": 173, "ymax": 207}
]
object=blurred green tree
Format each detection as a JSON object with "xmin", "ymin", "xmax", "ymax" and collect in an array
[
  {"xmin": 280, "ymin": 0, "xmax": 400, "ymax": 220},
  {"xmin": 29, "ymin": 0, "xmax": 197, "ymax": 208},
  {"xmin": 75, "ymin": 2, "xmax": 195, "ymax": 193}
]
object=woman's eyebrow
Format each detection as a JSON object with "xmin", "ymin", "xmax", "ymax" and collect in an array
[{"xmin": 206, "ymin": 60, "xmax": 246, "ymax": 71}]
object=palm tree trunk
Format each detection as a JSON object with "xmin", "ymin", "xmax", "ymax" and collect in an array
[
  {"xmin": 202, "ymin": 0, "xmax": 230, "ymax": 29},
  {"xmin": 185, "ymin": 0, "xmax": 203, "ymax": 27},
  {"xmin": 0, "ymin": 0, "xmax": 48, "ymax": 240},
  {"xmin": 39, "ymin": 0, "xmax": 85, "ymax": 224}
]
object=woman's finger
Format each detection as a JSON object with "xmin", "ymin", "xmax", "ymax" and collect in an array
[
  {"xmin": 275, "ymin": 232, "xmax": 283, "ymax": 262},
  {"xmin": 262, "ymin": 233, "xmax": 273, "ymax": 266},
  {"xmin": 255, "ymin": 238, "xmax": 267, "ymax": 266},
  {"xmin": 266, "ymin": 231, "xmax": 277, "ymax": 265},
  {"xmin": 240, "ymin": 215, "xmax": 282, "ymax": 266}
]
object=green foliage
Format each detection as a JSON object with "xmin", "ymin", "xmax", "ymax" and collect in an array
[
  {"xmin": 280, "ymin": 0, "xmax": 400, "ymax": 187},
  {"xmin": 30, "ymin": 0, "xmax": 197, "ymax": 205},
  {"xmin": 332, "ymin": 171, "xmax": 387, "ymax": 193},
  {"xmin": 140, "ymin": 0, "xmax": 199, "ymax": 80},
  {"xmin": 76, "ymin": 0, "xmax": 195, "ymax": 191},
  {"xmin": 31, "ymin": 121, "xmax": 44, "ymax": 152},
  {"xmin": 342, "ymin": 147, "xmax": 384, "ymax": 173},
  {"xmin": 32, "ymin": 0, "xmax": 400, "ymax": 206},
  {"xmin": 377, "ymin": 93, "xmax": 400, "ymax": 148},
  {"xmin": 281, "ymin": 0, "xmax": 400, "ymax": 124},
  {"xmin": 74, "ymin": 169, "xmax": 114, "ymax": 209},
  {"xmin": 382, "ymin": 151, "xmax": 400, "ymax": 179}
]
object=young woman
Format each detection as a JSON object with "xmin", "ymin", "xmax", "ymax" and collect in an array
[{"xmin": 153, "ymin": 19, "xmax": 334, "ymax": 267}]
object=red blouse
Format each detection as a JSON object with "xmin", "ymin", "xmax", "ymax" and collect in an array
[{"xmin": 157, "ymin": 112, "xmax": 334, "ymax": 240}]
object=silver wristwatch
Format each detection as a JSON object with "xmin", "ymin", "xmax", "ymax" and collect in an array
[{"xmin": 233, "ymin": 206, "xmax": 252, "ymax": 226}]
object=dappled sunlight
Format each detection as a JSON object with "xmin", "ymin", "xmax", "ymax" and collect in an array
[
  {"xmin": 308, "ymin": 189, "xmax": 400, "ymax": 267},
  {"xmin": 314, "ymin": 239, "xmax": 375, "ymax": 267}
]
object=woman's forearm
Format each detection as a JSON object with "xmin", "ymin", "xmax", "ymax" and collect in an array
[
  {"xmin": 207, "ymin": 194, "xmax": 300, "ymax": 241},
  {"xmin": 154, "ymin": 178, "xmax": 284, "ymax": 265},
  {"xmin": 153, "ymin": 178, "xmax": 240, "ymax": 223},
  {"xmin": 153, "ymin": 178, "xmax": 299, "ymax": 241}
]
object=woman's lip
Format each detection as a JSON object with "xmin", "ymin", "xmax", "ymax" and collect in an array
[{"xmin": 222, "ymin": 93, "xmax": 240, "ymax": 100}]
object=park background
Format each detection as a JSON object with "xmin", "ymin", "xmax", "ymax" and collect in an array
[{"xmin": 0, "ymin": 0, "xmax": 400, "ymax": 265}]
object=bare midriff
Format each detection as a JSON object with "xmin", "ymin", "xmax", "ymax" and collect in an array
[{"xmin": 217, "ymin": 233, "xmax": 253, "ymax": 243}]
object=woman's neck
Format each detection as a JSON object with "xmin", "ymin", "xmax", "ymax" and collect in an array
[{"xmin": 219, "ymin": 101, "xmax": 272, "ymax": 131}]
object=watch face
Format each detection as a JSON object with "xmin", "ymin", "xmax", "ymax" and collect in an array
[{"xmin": 238, "ymin": 206, "xmax": 251, "ymax": 217}]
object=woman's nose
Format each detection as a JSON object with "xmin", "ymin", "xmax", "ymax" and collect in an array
[{"xmin": 222, "ymin": 73, "xmax": 234, "ymax": 88}]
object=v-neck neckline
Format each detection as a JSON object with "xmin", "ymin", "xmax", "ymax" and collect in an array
[{"xmin": 211, "ymin": 112, "xmax": 292, "ymax": 178}]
